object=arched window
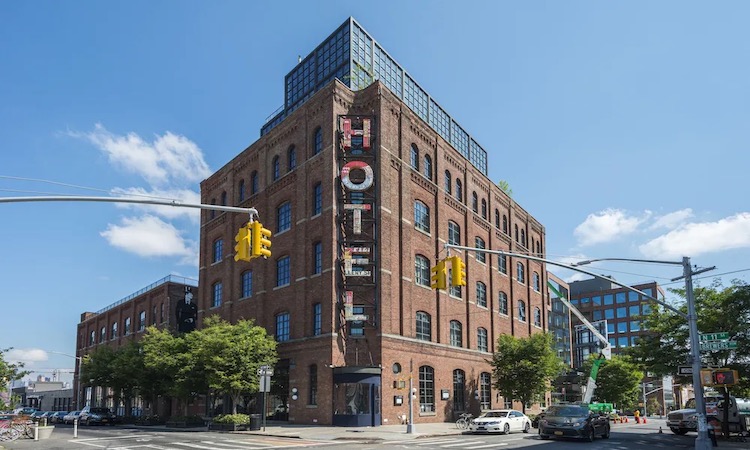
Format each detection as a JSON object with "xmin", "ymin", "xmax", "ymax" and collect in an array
[
  {"xmin": 514, "ymin": 224, "xmax": 519, "ymax": 242},
  {"xmin": 450, "ymin": 320, "xmax": 462, "ymax": 347},
  {"xmin": 453, "ymin": 369, "xmax": 466, "ymax": 411},
  {"xmin": 212, "ymin": 282, "xmax": 222, "ymax": 308},
  {"xmin": 472, "ymin": 192, "xmax": 478, "ymax": 213},
  {"xmin": 498, "ymin": 291, "xmax": 508, "ymax": 315},
  {"xmin": 444, "ymin": 170, "xmax": 452, "ymax": 194},
  {"xmin": 516, "ymin": 262, "xmax": 525, "ymax": 283},
  {"xmin": 479, "ymin": 372, "xmax": 492, "ymax": 410},
  {"xmin": 277, "ymin": 201, "xmax": 291, "ymax": 232},
  {"xmin": 534, "ymin": 307, "xmax": 541, "ymax": 327},
  {"xmin": 521, "ymin": 229, "xmax": 526, "ymax": 247},
  {"xmin": 419, "ymin": 366, "xmax": 435, "ymax": 412},
  {"xmin": 498, "ymin": 254, "xmax": 507, "ymax": 274},
  {"xmin": 448, "ymin": 221, "xmax": 460, "ymax": 245},
  {"xmin": 416, "ymin": 311, "xmax": 431, "ymax": 341},
  {"xmin": 475, "ymin": 237, "xmax": 486, "ymax": 263},
  {"xmin": 241, "ymin": 270, "xmax": 253, "ymax": 298},
  {"xmin": 272, "ymin": 156, "xmax": 280, "ymax": 181},
  {"xmin": 423, "ymin": 155, "xmax": 432, "ymax": 180},
  {"xmin": 533, "ymin": 272, "xmax": 540, "ymax": 291},
  {"xmin": 476, "ymin": 282, "xmax": 487, "ymax": 307},
  {"xmin": 414, "ymin": 201, "xmax": 430, "ymax": 233},
  {"xmin": 455, "ymin": 179, "xmax": 462, "ymax": 202},
  {"xmin": 220, "ymin": 191, "xmax": 227, "ymax": 206},
  {"xmin": 494, "ymin": 209, "xmax": 500, "ymax": 229},
  {"xmin": 251, "ymin": 171, "xmax": 258, "ymax": 195},
  {"xmin": 481, "ymin": 199, "xmax": 487, "ymax": 220},
  {"xmin": 415, "ymin": 254, "xmax": 430, "ymax": 287},
  {"xmin": 518, "ymin": 300, "xmax": 526, "ymax": 322},
  {"xmin": 213, "ymin": 239, "xmax": 223, "ymax": 263},
  {"xmin": 477, "ymin": 327, "xmax": 488, "ymax": 352},
  {"xmin": 288, "ymin": 145, "xmax": 297, "ymax": 171},
  {"xmin": 238, "ymin": 179, "xmax": 245, "ymax": 202},
  {"xmin": 313, "ymin": 127, "xmax": 323, "ymax": 155},
  {"xmin": 410, "ymin": 144, "xmax": 419, "ymax": 170},
  {"xmin": 503, "ymin": 215, "xmax": 508, "ymax": 234}
]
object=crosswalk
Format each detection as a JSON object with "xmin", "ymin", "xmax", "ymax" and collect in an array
[
  {"xmin": 387, "ymin": 436, "xmax": 527, "ymax": 449},
  {"xmin": 69, "ymin": 434, "xmax": 339, "ymax": 450}
]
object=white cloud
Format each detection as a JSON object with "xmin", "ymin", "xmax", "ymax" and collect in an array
[
  {"xmin": 6, "ymin": 348, "xmax": 48, "ymax": 365},
  {"xmin": 649, "ymin": 208, "xmax": 694, "ymax": 230},
  {"xmin": 574, "ymin": 208, "xmax": 649, "ymax": 246},
  {"xmin": 639, "ymin": 212, "xmax": 750, "ymax": 258},
  {"xmin": 72, "ymin": 123, "xmax": 211, "ymax": 187},
  {"xmin": 100, "ymin": 215, "xmax": 197, "ymax": 263},
  {"xmin": 110, "ymin": 187, "xmax": 202, "ymax": 222}
]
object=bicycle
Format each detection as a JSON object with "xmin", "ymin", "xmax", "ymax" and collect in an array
[
  {"xmin": 0, "ymin": 420, "xmax": 21, "ymax": 442},
  {"xmin": 12, "ymin": 419, "xmax": 34, "ymax": 439},
  {"xmin": 455, "ymin": 413, "xmax": 474, "ymax": 429}
]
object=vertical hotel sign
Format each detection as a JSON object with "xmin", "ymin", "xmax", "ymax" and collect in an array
[{"xmin": 338, "ymin": 116, "xmax": 375, "ymax": 328}]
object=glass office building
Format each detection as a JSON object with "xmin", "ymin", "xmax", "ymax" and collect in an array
[{"xmin": 261, "ymin": 17, "xmax": 488, "ymax": 175}]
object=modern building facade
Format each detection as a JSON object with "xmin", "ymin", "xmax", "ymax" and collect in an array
[
  {"xmin": 74, "ymin": 275, "xmax": 199, "ymax": 414},
  {"xmin": 198, "ymin": 17, "xmax": 550, "ymax": 426}
]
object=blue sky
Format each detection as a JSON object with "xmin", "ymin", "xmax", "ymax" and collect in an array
[{"xmin": 2, "ymin": 1, "xmax": 749, "ymax": 384}]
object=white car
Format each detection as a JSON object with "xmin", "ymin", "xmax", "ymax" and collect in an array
[
  {"xmin": 469, "ymin": 409, "xmax": 532, "ymax": 434},
  {"xmin": 63, "ymin": 411, "xmax": 81, "ymax": 424}
]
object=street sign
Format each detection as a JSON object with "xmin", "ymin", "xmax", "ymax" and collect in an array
[
  {"xmin": 699, "ymin": 332, "xmax": 729, "ymax": 342},
  {"xmin": 700, "ymin": 341, "xmax": 737, "ymax": 351},
  {"xmin": 259, "ymin": 375, "xmax": 271, "ymax": 392},
  {"xmin": 678, "ymin": 366, "xmax": 693, "ymax": 375}
]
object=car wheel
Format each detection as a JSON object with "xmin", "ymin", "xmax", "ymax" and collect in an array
[
  {"xmin": 539, "ymin": 434, "xmax": 550, "ymax": 440},
  {"xmin": 671, "ymin": 427, "xmax": 689, "ymax": 435},
  {"xmin": 587, "ymin": 427, "xmax": 595, "ymax": 442},
  {"xmin": 523, "ymin": 421, "xmax": 530, "ymax": 433},
  {"xmin": 503, "ymin": 423, "xmax": 510, "ymax": 434},
  {"xmin": 602, "ymin": 425, "xmax": 610, "ymax": 439}
]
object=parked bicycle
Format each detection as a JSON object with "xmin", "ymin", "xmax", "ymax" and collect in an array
[
  {"xmin": 455, "ymin": 412, "xmax": 474, "ymax": 429},
  {"xmin": 0, "ymin": 420, "xmax": 20, "ymax": 442}
]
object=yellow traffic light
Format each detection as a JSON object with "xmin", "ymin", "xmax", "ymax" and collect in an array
[
  {"xmin": 430, "ymin": 259, "xmax": 447, "ymax": 290},
  {"xmin": 234, "ymin": 223, "xmax": 252, "ymax": 262},
  {"xmin": 251, "ymin": 221, "xmax": 272, "ymax": 259},
  {"xmin": 449, "ymin": 255, "xmax": 466, "ymax": 287}
]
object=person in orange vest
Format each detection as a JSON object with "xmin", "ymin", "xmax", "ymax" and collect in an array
[{"xmin": 634, "ymin": 409, "xmax": 640, "ymax": 423}]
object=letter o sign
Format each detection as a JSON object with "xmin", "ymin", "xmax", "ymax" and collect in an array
[{"xmin": 341, "ymin": 161, "xmax": 374, "ymax": 191}]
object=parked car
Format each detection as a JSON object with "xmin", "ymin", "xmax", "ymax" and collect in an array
[
  {"xmin": 469, "ymin": 409, "xmax": 532, "ymax": 434},
  {"xmin": 79, "ymin": 406, "xmax": 118, "ymax": 425},
  {"xmin": 63, "ymin": 411, "xmax": 81, "ymax": 424},
  {"xmin": 531, "ymin": 411, "xmax": 546, "ymax": 428},
  {"xmin": 49, "ymin": 411, "xmax": 69, "ymax": 424},
  {"xmin": 538, "ymin": 404, "xmax": 610, "ymax": 441},
  {"xmin": 30, "ymin": 411, "xmax": 50, "ymax": 421}
]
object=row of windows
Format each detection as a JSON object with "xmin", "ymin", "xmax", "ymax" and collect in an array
[
  {"xmin": 208, "ymin": 127, "xmax": 325, "ymax": 218},
  {"xmin": 419, "ymin": 367, "xmax": 493, "ymax": 412},
  {"xmin": 572, "ymin": 288, "xmax": 654, "ymax": 306},
  {"xmin": 86, "ymin": 305, "xmax": 166, "ymax": 347},
  {"xmin": 272, "ymin": 304, "xmax": 323, "ymax": 342}
]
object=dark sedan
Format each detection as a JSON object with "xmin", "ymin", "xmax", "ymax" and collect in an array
[{"xmin": 538, "ymin": 404, "xmax": 610, "ymax": 441}]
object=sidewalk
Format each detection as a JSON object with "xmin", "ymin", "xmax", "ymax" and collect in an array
[{"xmin": 239, "ymin": 421, "xmax": 465, "ymax": 442}]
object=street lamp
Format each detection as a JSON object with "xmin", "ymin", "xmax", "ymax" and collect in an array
[
  {"xmin": 573, "ymin": 256, "xmax": 714, "ymax": 450},
  {"xmin": 47, "ymin": 351, "xmax": 84, "ymax": 411}
]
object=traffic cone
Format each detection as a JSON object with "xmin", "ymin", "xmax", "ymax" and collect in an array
[{"xmin": 643, "ymin": 417, "xmax": 647, "ymax": 424}]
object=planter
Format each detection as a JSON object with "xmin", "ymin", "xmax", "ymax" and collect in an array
[
  {"xmin": 35, "ymin": 425, "xmax": 55, "ymax": 439},
  {"xmin": 166, "ymin": 420, "xmax": 204, "ymax": 428},
  {"xmin": 209, "ymin": 423, "xmax": 250, "ymax": 432}
]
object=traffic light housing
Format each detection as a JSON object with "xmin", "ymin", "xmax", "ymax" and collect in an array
[
  {"xmin": 430, "ymin": 259, "xmax": 447, "ymax": 290},
  {"xmin": 234, "ymin": 223, "xmax": 252, "ymax": 262},
  {"xmin": 712, "ymin": 369, "xmax": 738, "ymax": 386},
  {"xmin": 251, "ymin": 221, "xmax": 272, "ymax": 259},
  {"xmin": 449, "ymin": 255, "xmax": 466, "ymax": 287}
]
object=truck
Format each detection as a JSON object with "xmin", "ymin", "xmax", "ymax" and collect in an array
[{"xmin": 666, "ymin": 395, "xmax": 750, "ymax": 435}]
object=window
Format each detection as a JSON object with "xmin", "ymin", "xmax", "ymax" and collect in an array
[
  {"xmin": 534, "ymin": 307, "xmax": 541, "ymax": 327},
  {"xmin": 312, "ymin": 182, "xmax": 322, "ymax": 216},
  {"xmin": 313, "ymin": 127, "xmax": 323, "ymax": 155},
  {"xmin": 518, "ymin": 300, "xmax": 526, "ymax": 322},
  {"xmin": 618, "ymin": 336, "xmax": 628, "ymax": 347},
  {"xmin": 605, "ymin": 308, "xmax": 615, "ymax": 319},
  {"xmin": 251, "ymin": 171, "xmax": 258, "ymax": 195},
  {"xmin": 151, "ymin": 305, "xmax": 157, "ymax": 325},
  {"xmin": 521, "ymin": 229, "xmax": 526, "ymax": 247},
  {"xmin": 313, "ymin": 242, "xmax": 322, "ymax": 275},
  {"xmin": 450, "ymin": 284, "xmax": 462, "ymax": 298},
  {"xmin": 423, "ymin": 155, "xmax": 432, "ymax": 180},
  {"xmin": 498, "ymin": 291, "xmax": 508, "ymax": 315},
  {"xmin": 604, "ymin": 294, "xmax": 614, "ymax": 305},
  {"xmin": 276, "ymin": 256, "xmax": 290, "ymax": 287},
  {"xmin": 313, "ymin": 303, "xmax": 322, "ymax": 336},
  {"xmin": 498, "ymin": 254, "xmax": 507, "ymax": 274},
  {"xmin": 124, "ymin": 317, "xmax": 131, "ymax": 335},
  {"xmin": 533, "ymin": 272, "xmax": 540, "ymax": 291},
  {"xmin": 477, "ymin": 327, "xmax": 488, "ymax": 352},
  {"xmin": 416, "ymin": 311, "xmax": 431, "ymax": 341},
  {"xmin": 616, "ymin": 307, "xmax": 627, "ymax": 318},
  {"xmin": 630, "ymin": 320, "xmax": 640, "ymax": 332},
  {"xmin": 502, "ymin": 215, "xmax": 508, "ymax": 234},
  {"xmin": 593, "ymin": 310, "xmax": 603, "ymax": 321},
  {"xmin": 616, "ymin": 292, "xmax": 626, "ymax": 303},
  {"xmin": 213, "ymin": 239, "xmax": 223, "ymax": 263},
  {"xmin": 410, "ymin": 144, "xmax": 419, "ymax": 170},
  {"xmin": 472, "ymin": 192, "xmax": 478, "ymax": 213},
  {"xmin": 139, "ymin": 311, "xmax": 146, "ymax": 331},
  {"xmin": 516, "ymin": 262, "xmax": 525, "ymax": 283},
  {"xmin": 618, "ymin": 322, "xmax": 628, "ymax": 333},
  {"xmin": 309, "ymin": 364, "xmax": 318, "ymax": 405},
  {"xmin": 607, "ymin": 323, "xmax": 615, "ymax": 334},
  {"xmin": 629, "ymin": 305, "xmax": 640, "ymax": 316},
  {"xmin": 287, "ymin": 146, "xmax": 296, "ymax": 171},
  {"xmin": 160, "ymin": 303, "xmax": 164, "ymax": 323},
  {"xmin": 272, "ymin": 156, "xmax": 280, "ymax": 181},
  {"xmin": 220, "ymin": 191, "xmax": 227, "ymax": 206},
  {"xmin": 479, "ymin": 372, "xmax": 491, "ymax": 410},
  {"xmin": 444, "ymin": 170, "xmax": 452, "ymax": 194},
  {"xmin": 448, "ymin": 221, "xmax": 460, "ymax": 245},
  {"xmin": 455, "ymin": 179, "xmax": 462, "ymax": 202},
  {"xmin": 212, "ymin": 282, "xmax": 223, "ymax": 307},
  {"xmin": 349, "ymin": 306, "xmax": 365, "ymax": 336},
  {"xmin": 415, "ymin": 255, "xmax": 430, "ymax": 287},
  {"xmin": 475, "ymin": 237, "xmax": 486, "ymax": 263},
  {"xmin": 629, "ymin": 291, "xmax": 639, "ymax": 302},
  {"xmin": 238, "ymin": 179, "xmax": 245, "ymax": 202},
  {"xmin": 453, "ymin": 369, "xmax": 466, "ymax": 411},
  {"xmin": 100, "ymin": 326, "xmax": 106, "ymax": 343},
  {"xmin": 210, "ymin": 199, "xmax": 216, "ymax": 219},
  {"xmin": 592, "ymin": 295, "xmax": 602, "ymax": 306},
  {"xmin": 419, "ymin": 366, "xmax": 435, "ymax": 412},
  {"xmin": 277, "ymin": 202, "xmax": 291, "ymax": 232},
  {"xmin": 89, "ymin": 330, "xmax": 95, "ymax": 346},
  {"xmin": 481, "ymin": 199, "xmax": 487, "ymax": 219},
  {"xmin": 276, "ymin": 312, "xmax": 290, "ymax": 342},
  {"xmin": 494, "ymin": 209, "xmax": 500, "ymax": 229},
  {"xmin": 414, "ymin": 201, "xmax": 430, "ymax": 233},
  {"xmin": 514, "ymin": 224, "xmax": 519, "ymax": 242},
  {"xmin": 111, "ymin": 322, "xmax": 118, "ymax": 339},
  {"xmin": 476, "ymin": 282, "xmax": 487, "ymax": 307},
  {"xmin": 241, "ymin": 270, "xmax": 253, "ymax": 298},
  {"xmin": 450, "ymin": 320, "xmax": 462, "ymax": 347}
]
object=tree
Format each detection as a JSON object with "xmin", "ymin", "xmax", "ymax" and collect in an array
[
  {"xmin": 627, "ymin": 280, "xmax": 750, "ymax": 397},
  {"xmin": 189, "ymin": 316, "xmax": 277, "ymax": 414},
  {"xmin": 0, "ymin": 348, "xmax": 29, "ymax": 409},
  {"xmin": 489, "ymin": 333, "xmax": 564, "ymax": 413},
  {"xmin": 496, "ymin": 180, "xmax": 513, "ymax": 197},
  {"xmin": 581, "ymin": 355, "xmax": 643, "ymax": 409}
]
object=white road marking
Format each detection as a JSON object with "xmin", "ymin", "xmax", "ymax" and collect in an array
[
  {"xmin": 466, "ymin": 443, "xmax": 508, "ymax": 449},
  {"xmin": 415, "ymin": 438, "xmax": 465, "ymax": 445},
  {"xmin": 441, "ymin": 441, "xmax": 485, "ymax": 448}
]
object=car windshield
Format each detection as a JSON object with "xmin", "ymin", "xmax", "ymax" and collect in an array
[
  {"xmin": 546, "ymin": 406, "xmax": 589, "ymax": 418},
  {"xmin": 482, "ymin": 411, "xmax": 509, "ymax": 418},
  {"xmin": 90, "ymin": 408, "xmax": 110, "ymax": 413}
]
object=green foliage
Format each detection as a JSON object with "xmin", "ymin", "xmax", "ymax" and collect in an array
[
  {"xmin": 581, "ymin": 355, "xmax": 643, "ymax": 408},
  {"xmin": 496, "ymin": 180, "xmax": 513, "ymax": 197},
  {"xmin": 212, "ymin": 413, "xmax": 250, "ymax": 424},
  {"xmin": 0, "ymin": 348, "xmax": 29, "ymax": 409},
  {"xmin": 626, "ymin": 280, "xmax": 750, "ymax": 397},
  {"xmin": 489, "ymin": 333, "xmax": 565, "ymax": 413}
]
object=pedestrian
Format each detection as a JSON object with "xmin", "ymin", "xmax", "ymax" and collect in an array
[
  {"xmin": 707, "ymin": 416, "xmax": 720, "ymax": 447},
  {"xmin": 634, "ymin": 409, "xmax": 640, "ymax": 423}
]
